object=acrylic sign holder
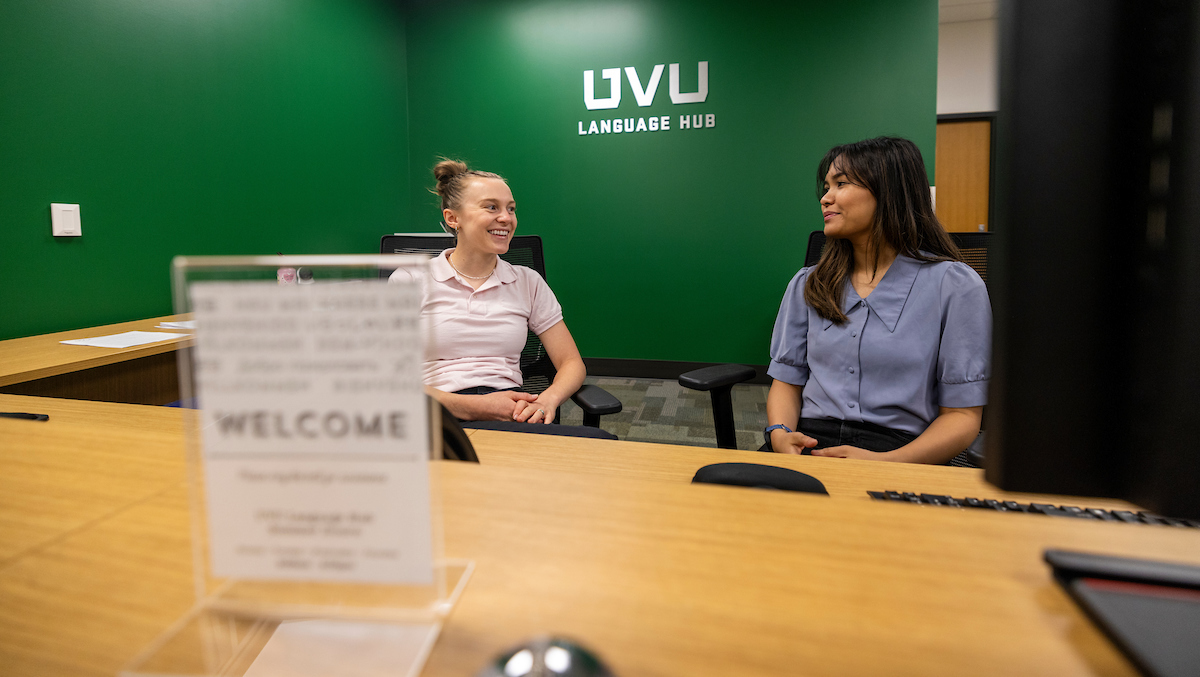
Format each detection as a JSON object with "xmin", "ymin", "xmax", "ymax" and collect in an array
[{"xmin": 122, "ymin": 255, "xmax": 471, "ymax": 677}]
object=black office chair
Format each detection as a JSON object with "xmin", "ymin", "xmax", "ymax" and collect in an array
[
  {"xmin": 438, "ymin": 401, "xmax": 479, "ymax": 462},
  {"xmin": 381, "ymin": 232, "xmax": 623, "ymax": 429},
  {"xmin": 679, "ymin": 231, "xmax": 991, "ymax": 460}
]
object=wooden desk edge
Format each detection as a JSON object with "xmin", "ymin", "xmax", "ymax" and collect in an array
[
  {"xmin": 465, "ymin": 428, "xmax": 1146, "ymax": 511},
  {"xmin": 0, "ymin": 315, "xmax": 193, "ymax": 387}
]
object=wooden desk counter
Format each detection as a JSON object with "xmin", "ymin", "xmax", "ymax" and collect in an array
[
  {"xmin": 0, "ymin": 395, "xmax": 186, "ymax": 564},
  {"xmin": 428, "ymin": 462, "xmax": 1200, "ymax": 677},
  {"xmin": 3, "ymin": 397, "xmax": 1197, "ymax": 677},
  {"xmin": 0, "ymin": 395, "xmax": 192, "ymax": 675},
  {"xmin": 0, "ymin": 315, "xmax": 192, "ymax": 404}
]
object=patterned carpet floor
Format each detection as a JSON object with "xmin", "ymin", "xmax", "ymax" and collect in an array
[{"xmin": 558, "ymin": 377, "xmax": 769, "ymax": 449}]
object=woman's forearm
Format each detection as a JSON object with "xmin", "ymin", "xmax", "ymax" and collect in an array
[
  {"xmin": 534, "ymin": 321, "xmax": 586, "ymax": 411},
  {"xmin": 426, "ymin": 386, "xmax": 470, "ymax": 419},
  {"xmin": 766, "ymin": 380, "xmax": 804, "ymax": 429},
  {"xmin": 767, "ymin": 380, "xmax": 818, "ymax": 452},
  {"xmin": 539, "ymin": 355, "xmax": 586, "ymax": 408},
  {"xmin": 886, "ymin": 406, "xmax": 983, "ymax": 464}
]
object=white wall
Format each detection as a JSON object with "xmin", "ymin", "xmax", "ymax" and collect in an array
[{"xmin": 937, "ymin": 18, "xmax": 998, "ymax": 114}]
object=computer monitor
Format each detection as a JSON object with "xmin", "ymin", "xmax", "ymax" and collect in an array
[{"xmin": 985, "ymin": 0, "xmax": 1200, "ymax": 519}]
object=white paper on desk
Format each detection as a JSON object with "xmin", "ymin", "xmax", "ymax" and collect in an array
[
  {"xmin": 156, "ymin": 320, "xmax": 196, "ymax": 330},
  {"xmin": 189, "ymin": 280, "xmax": 432, "ymax": 584},
  {"xmin": 243, "ymin": 620, "xmax": 440, "ymax": 677},
  {"xmin": 59, "ymin": 330, "xmax": 189, "ymax": 348}
]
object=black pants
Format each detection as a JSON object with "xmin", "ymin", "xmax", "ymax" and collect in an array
[
  {"xmin": 453, "ymin": 386, "xmax": 517, "ymax": 396},
  {"xmin": 761, "ymin": 418, "xmax": 916, "ymax": 454}
]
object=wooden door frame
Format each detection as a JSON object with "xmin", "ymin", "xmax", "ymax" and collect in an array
[{"xmin": 937, "ymin": 112, "xmax": 997, "ymax": 232}]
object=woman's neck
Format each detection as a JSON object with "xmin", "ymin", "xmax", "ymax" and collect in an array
[
  {"xmin": 850, "ymin": 237, "xmax": 898, "ymax": 284},
  {"xmin": 449, "ymin": 246, "xmax": 498, "ymax": 279}
]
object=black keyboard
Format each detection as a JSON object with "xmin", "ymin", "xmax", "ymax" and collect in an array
[{"xmin": 867, "ymin": 491, "xmax": 1200, "ymax": 528}]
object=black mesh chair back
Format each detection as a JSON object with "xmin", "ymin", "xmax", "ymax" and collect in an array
[
  {"xmin": 948, "ymin": 232, "xmax": 989, "ymax": 284},
  {"xmin": 804, "ymin": 230, "xmax": 827, "ymax": 268},
  {"xmin": 380, "ymin": 233, "xmax": 555, "ymax": 395},
  {"xmin": 802, "ymin": 230, "xmax": 990, "ymax": 286}
]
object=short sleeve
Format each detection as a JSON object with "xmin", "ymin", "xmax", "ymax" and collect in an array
[
  {"xmin": 387, "ymin": 263, "xmax": 425, "ymax": 286},
  {"xmin": 936, "ymin": 263, "xmax": 992, "ymax": 407},
  {"xmin": 526, "ymin": 270, "xmax": 564, "ymax": 335},
  {"xmin": 766, "ymin": 268, "xmax": 812, "ymax": 385}
]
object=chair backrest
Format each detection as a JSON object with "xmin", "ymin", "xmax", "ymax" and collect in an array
[
  {"xmin": 804, "ymin": 230, "xmax": 826, "ymax": 268},
  {"xmin": 380, "ymin": 232, "xmax": 555, "ymax": 394},
  {"xmin": 947, "ymin": 232, "xmax": 989, "ymax": 284},
  {"xmin": 802, "ymin": 230, "xmax": 990, "ymax": 285}
]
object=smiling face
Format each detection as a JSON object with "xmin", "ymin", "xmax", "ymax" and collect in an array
[
  {"xmin": 444, "ymin": 177, "xmax": 517, "ymax": 258},
  {"xmin": 819, "ymin": 158, "xmax": 877, "ymax": 244}
]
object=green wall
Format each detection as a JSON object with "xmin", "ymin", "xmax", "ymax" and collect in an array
[
  {"xmin": 0, "ymin": 0, "xmax": 411, "ymax": 340},
  {"xmin": 404, "ymin": 0, "xmax": 938, "ymax": 364},
  {"xmin": 3, "ymin": 0, "xmax": 938, "ymax": 366}
]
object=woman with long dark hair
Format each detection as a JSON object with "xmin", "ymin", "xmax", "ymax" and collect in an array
[{"xmin": 763, "ymin": 137, "xmax": 991, "ymax": 463}]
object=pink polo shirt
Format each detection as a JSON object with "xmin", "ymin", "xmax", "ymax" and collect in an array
[{"xmin": 389, "ymin": 249, "xmax": 564, "ymax": 392}]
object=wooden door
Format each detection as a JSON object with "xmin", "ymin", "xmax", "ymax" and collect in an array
[{"xmin": 935, "ymin": 119, "xmax": 991, "ymax": 232}]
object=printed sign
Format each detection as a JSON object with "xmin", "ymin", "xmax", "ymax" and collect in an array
[{"xmin": 190, "ymin": 280, "xmax": 432, "ymax": 584}]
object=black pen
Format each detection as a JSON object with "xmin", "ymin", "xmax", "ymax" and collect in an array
[{"xmin": 0, "ymin": 412, "xmax": 49, "ymax": 421}]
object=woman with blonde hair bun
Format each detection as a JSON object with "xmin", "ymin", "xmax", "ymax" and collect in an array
[{"xmin": 391, "ymin": 159, "xmax": 586, "ymax": 425}]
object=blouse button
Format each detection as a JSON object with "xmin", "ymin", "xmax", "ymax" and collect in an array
[
  {"xmin": 849, "ymin": 367, "xmax": 855, "ymax": 374},
  {"xmin": 848, "ymin": 402, "xmax": 857, "ymax": 409},
  {"xmin": 851, "ymin": 332, "xmax": 858, "ymax": 337}
]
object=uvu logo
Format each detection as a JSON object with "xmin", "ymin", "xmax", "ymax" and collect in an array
[
  {"xmin": 577, "ymin": 60, "xmax": 713, "ymax": 137},
  {"xmin": 583, "ymin": 61, "xmax": 708, "ymax": 110}
]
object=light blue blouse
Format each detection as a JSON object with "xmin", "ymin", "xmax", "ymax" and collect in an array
[{"xmin": 767, "ymin": 254, "xmax": 991, "ymax": 436}]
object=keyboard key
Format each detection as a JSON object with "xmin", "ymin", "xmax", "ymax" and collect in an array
[
  {"xmin": 921, "ymin": 494, "xmax": 950, "ymax": 505},
  {"xmin": 1003, "ymin": 501, "xmax": 1029, "ymax": 512},
  {"xmin": 1059, "ymin": 506, "xmax": 1085, "ymax": 515},
  {"xmin": 964, "ymin": 497, "xmax": 984, "ymax": 508},
  {"xmin": 984, "ymin": 499, "xmax": 1005, "ymax": 510},
  {"xmin": 1042, "ymin": 507, "xmax": 1097, "ymax": 519},
  {"xmin": 1029, "ymin": 503, "xmax": 1056, "ymax": 514},
  {"xmin": 868, "ymin": 491, "xmax": 888, "ymax": 500},
  {"xmin": 1111, "ymin": 511, "xmax": 1141, "ymax": 523},
  {"xmin": 885, "ymin": 491, "xmax": 904, "ymax": 501},
  {"xmin": 1086, "ymin": 509, "xmax": 1117, "ymax": 521},
  {"xmin": 901, "ymin": 492, "xmax": 919, "ymax": 503}
]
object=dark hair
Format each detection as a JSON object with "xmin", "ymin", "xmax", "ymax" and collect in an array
[
  {"xmin": 431, "ymin": 159, "xmax": 505, "ymax": 211},
  {"xmin": 803, "ymin": 137, "xmax": 962, "ymax": 324}
]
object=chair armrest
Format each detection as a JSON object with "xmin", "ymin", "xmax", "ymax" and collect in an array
[
  {"xmin": 678, "ymin": 364, "xmax": 756, "ymax": 391},
  {"xmin": 570, "ymin": 385, "xmax": 622, "ymax": 416}
]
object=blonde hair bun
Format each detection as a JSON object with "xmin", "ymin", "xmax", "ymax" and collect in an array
[
  {"xmin": 433, "ymin": 159, "xmax": 470, "ymax": 188},
  {"xmin": 430, "ymin": 158, "xmax": 505, "ymax": 211}
]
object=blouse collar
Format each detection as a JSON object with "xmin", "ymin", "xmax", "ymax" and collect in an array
[{"xmin": 831, "ymin": 254, "xmax": 925, "ymax": 333}]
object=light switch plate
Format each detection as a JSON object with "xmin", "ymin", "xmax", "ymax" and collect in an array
[{"xmin": 51, "ymin": 203, "xmax": 82, "ymax": 237}]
